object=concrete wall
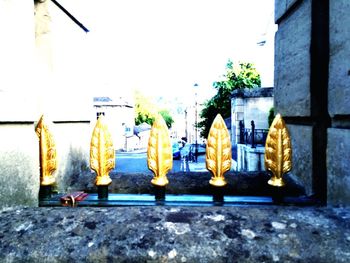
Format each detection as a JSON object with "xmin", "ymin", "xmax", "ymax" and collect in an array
[{"xmin": 275, "ymin": 0, "xmax": 350, "ymax": 205}]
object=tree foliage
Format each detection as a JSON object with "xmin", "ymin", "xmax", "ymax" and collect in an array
[
  {"xmin": 159, "ymin": 109, "xmax": 174, "ymax": 129},
  {"xmin": 134, "ymin": 90, "xmax": 174, "ymax": 128},
  {"xmin": 268, "ymin": 107, "xmax": 275, "ymax": 128},
  {"xmin": 198, "ymin": 60, "xmax": 261, "ymax": 138}
]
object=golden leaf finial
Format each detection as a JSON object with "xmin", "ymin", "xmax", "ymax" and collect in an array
[
  {"xmin": 264, "ymin": 113, "xmax": 292, "ymax": 187},
  {"xmin": 90, "ymin": 116, "xmax": 115, "ymax": 186},
  {"xmin": 206, "ymin": 114, "xmax": 232, "ymax": 187},
  {"xmin": 35, "ymin": 115, "xmax": 57, "ymax": 186},
  {"xmin": 147, "ymin": 115, "xmax": 173, "ymax": 187}
]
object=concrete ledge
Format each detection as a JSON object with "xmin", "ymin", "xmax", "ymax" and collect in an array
[
  {"xmin": 0, "ymin": 206, "xmax": 349, "ymax": 262},
  {"xmin": 82, "ymin": 171, "xmax": 305, "ymax": 198}
]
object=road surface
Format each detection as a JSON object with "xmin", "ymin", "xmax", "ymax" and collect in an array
[{"xmin": 114, "ymin": 151, "xmax": 206, "ymax": 174}]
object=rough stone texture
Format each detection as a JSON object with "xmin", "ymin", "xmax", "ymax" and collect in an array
[
  {"xmin": 328, "ymin": 0, "xmax": 350, "ymax": 116},
  {"xmin": 327, "ymin": 129, "xmax": 350, "ymax": 205},
  {"xmin": 287, "ymin": 124, "xmax": 313, "ymax": 196},
  {"xmin": 0, "ymin": 206, "xmax": 349, "ymax": 262},
  {"xmin": 274, "ymin": 0, "xmax": 311, "ymax": 117},
  {"xmin": 275, "ymin": 0, "xmax": 300, "ymax": 23},
  {"xmin": 0, "ymin": 124, "xmax": 39, "ymax": 208}
]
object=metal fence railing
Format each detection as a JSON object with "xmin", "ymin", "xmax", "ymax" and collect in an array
[{"xmin": 239, "ymin": 120, "xmax": 268, "ymax": 148}]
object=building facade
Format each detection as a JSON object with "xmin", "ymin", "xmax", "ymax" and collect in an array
[{"xmin": 93, "ymin": 96, "xmax": 134, "ymax": 151}]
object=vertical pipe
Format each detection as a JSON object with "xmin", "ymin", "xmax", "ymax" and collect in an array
[
  {"xmin": 239, "ymin": 120, "xmax": 244, "ymax": 143},
  {"xmin": 251, "ymin": 120, "xmax": 255, "ymax": 148}
]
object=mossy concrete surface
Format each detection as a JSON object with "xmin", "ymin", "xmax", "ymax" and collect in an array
[{"xmin": 0, "ymin": 206, "xmax": 349, "ymax": 262}]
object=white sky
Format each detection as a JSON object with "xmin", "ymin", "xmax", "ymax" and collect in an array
[{"xmin": 53, "ymin": 0, "xmax": 276, "ymax": 103}]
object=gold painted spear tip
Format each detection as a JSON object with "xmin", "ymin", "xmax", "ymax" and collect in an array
[
  {"xmin": 36, "ymin": 114, "xmax": 57, "ymax": 186},
  {"xmin": 206, "ymin": 113, "xmax": 231, "ymax": 187},
  {"xmin": 209, "ymin": 177, "xmax": 227, "ymax": 187},
  {"xmin": 265, "ymin": 113, "xmax": 292, "ymax": 188},
  {"xmin": 147, "ymin": 115, "xmax": 172, "ymax": 187},
  {"xmin": 151, "ymin": 177, "xmax": 169, "ymax": 187},
  {"xmin": 90, "ymin": 115, "xmax": 115, "ymax": 186},
  {"xmin": 268, "ymin": 177, "xmax": 285, "ymax": 187}
]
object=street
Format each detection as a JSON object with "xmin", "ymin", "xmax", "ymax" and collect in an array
[{"xmin": 114, "ymin": 150, "xmax": 207, "ymax": 174}]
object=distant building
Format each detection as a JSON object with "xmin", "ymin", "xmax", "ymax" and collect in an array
[
  {"xmin": 93, "ymin": 96, "xmax": 134, "ymax": 151},
  {"xmin": 231, "ymin": 87, "xmax": 273, "ymax": 171}
]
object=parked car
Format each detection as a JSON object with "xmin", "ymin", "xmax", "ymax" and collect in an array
[
  {"xmin": 189, "ymin": 143, "xmax": 206, "ymax": 155},
  {"xmin": 188, "ymin": 143, "xmax": 206, "ymax": 162},
  {"xmin": 172, "ymin": 142, "xmax": 181, "ymax": 160}
]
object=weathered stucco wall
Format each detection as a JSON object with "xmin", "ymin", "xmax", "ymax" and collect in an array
[
  {"xmin": 0, "ymin": 124, "xmax": 39, "ymax": 207},
  {"xmin": 0, "ymin": 0, "xmax": 39, "ymax": 208},
  {"xmin": 0, "ymin": 0, "xmax": 93, "ymax": 208}
]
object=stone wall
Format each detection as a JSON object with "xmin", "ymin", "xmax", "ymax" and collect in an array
[
  {"xmin": 275, "ymin": 0, "xmax": 350, "ymax": 205},
  {"xmin": 1, "ymin": 206, "xmax": 349, "ymax": 262}
]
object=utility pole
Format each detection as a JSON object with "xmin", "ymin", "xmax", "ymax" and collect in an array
[
  {"xmin": 184, "ymin": 108, "xmax": 188, "ymax": 141},
  {"xmin": 194, "ymin": 83, "xmax": 198, "ymax": 162}
]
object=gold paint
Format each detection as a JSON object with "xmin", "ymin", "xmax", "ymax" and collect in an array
[
  {"xmin": 35, "ymin": 115, "xmax": 57, "ymax": 186},
  {"xmin": 147, "ymin": 115, "xmax": 173, "ymax": 187},
  {"xmin": 206, "ymin": 114, "xmax": 232, "ymax": 187},
  {"xmin": 90, "ymin": 116, "xmax": 115, "ymax": 186},
  {"xmin": 264, "ymin": 114, "xmax": 292, "ymax": 187}
]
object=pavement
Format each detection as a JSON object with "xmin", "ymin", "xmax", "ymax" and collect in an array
[
  {"xmin": 186, "ymin": 154, "xmax": 207, "ymax": 172},
  {"xmin": 116, "ymin": 148, "xmax": 234, "ymax": 173}
]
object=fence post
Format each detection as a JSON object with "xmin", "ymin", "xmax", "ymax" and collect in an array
[
  {"xmin": 251, "ymin": 120, "xmax": 255, "ymax": 148},
  {"xmin": 239, "ymin": 120, "xmax": 244, "ymax": 143}
]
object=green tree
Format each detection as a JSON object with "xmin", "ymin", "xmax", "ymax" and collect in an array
[
  {"xmin": 198, "ymin": 60, "xmax": 261, "ymax": 138},
  {"xmin": 134, "ymin": 90, "xmax": 174, "ymax": 128},
  {"xmin": 268, "ymin": 107, "xmax": 275, "ymax": 127},
  {"xmin": 159, "ymin": 109, "xmax": 174, "ymax": 129}
]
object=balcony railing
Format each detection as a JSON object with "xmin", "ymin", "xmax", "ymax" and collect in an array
[{"xmin": 239, "ymin": 120, "xmax": 269, "ymax": 147}]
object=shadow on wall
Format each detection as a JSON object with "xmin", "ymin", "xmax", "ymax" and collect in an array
[{"xmin": 58, "ymin": 146, "xmax": 94, "ymax": 193}]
